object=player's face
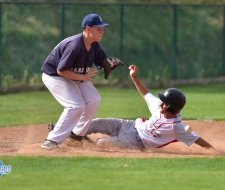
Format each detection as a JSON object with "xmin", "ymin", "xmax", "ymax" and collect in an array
[
  {"xmin": 160, "ymin": 103, "xmax": 177, "ymax": 118},
  {"xmin": 160, "ymin": 102, "xmax": 168, "ymax": 114},
  {"xmin": 89, "ymin": 26, "xmax": 104, "ymax": 42}
]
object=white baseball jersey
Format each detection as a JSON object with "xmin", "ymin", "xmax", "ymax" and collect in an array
[{"xmin": 135, "ymin": 92, "xmax": 199, "ymax": 149}]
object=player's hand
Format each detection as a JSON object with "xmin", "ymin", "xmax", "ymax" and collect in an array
[
  {"xmin": 208, "ymin": 148, "xmax": 225, "ymax": 155},
  {"xmin": 128, "ymin": 65, "xmax": 138, "ymax": 79},
  {"xmin": 84, "ymin": 68, "xmax": 98, "ymax": 81}
]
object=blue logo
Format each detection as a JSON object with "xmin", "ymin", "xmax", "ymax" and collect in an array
[{"xmin": 0, "ymin": 160, "xmax": 12, "ymax": 177}]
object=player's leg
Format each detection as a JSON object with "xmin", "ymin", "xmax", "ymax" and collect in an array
[
  {"xmin": 71, "ymin": 81, "xmax": 101, "ymax": 136},
  {"xmin": 87, "ymin": 118, "xmax": 145, "ymax": 148},
  {"xmin": 42, "ymin": 73, "xmax": 85, "ymax": 144},
  {"xmin": 96, "ymin": 136, "xmax": 123, "ymax": 147},
  {"xmin": 86, "ymin": 118, "xmax": 124, "ymax": 136},
  {"xmin": 87, "ymin": 118, "xmax": 126, "ymax": 147}
]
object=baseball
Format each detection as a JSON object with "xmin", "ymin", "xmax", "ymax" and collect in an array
[{"xmin": 185, "ymin": 125, "xmax": 193, "ymax": 133}]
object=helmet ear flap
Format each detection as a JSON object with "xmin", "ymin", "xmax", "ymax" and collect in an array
[{"xmin": 166, "ymin": 105, "xmax": 179, "ymax": 114}]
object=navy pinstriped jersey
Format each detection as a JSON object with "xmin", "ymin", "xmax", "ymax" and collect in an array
[{"xmin": 41, "ymin": 33, "xmax": 107, "ymax": 76}]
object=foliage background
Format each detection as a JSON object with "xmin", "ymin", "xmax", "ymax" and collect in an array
[{"xmin": 0, "ymin": 0, "xmax": 225, "ymax": 89}]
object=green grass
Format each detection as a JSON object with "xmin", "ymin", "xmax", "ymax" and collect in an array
[
  {"xmin": 0, "ymin": 85, "xmax": 225, "ymax": 190},
  {"xmin": 1, "ymin": 156, "xmax": 225, "ymax": 190},
  {"xmin": 0, "ymin": 91, "xmax": 61, "ymax": 127},
  {"xmin": 0, "ymin": 83, "xmax": 225, "ymax": 127}
]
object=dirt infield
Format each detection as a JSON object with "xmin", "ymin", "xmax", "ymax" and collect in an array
[{"xmin": 0, "ymin": 121, "xmax": 225, "ymax": 158}]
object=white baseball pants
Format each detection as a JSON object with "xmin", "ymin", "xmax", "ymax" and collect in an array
[{"xmin": 42, "ymin": 73, "xmax": 101, "ymax": 143}]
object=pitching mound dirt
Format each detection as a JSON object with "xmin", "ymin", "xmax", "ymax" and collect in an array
[{"xmin": 0, "ymin": 121, "xmax": 224, "ymax": 158}]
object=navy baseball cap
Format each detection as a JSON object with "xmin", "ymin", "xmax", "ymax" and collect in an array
[{"xmin": 82, "ymin": 13, "xmax": 109, "ymax": 28}]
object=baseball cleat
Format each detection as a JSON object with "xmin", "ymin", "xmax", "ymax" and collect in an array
[
  {"xmin": 68, "ymin": 132, "xmax": 95, "ymax": 145},
  {"xmin": 41, "ymin": 140, "xmax": 59, "ymax": 150},
  {"xmin": 68, "ymin": 131, "xmax": 83, "ymax": 141}
]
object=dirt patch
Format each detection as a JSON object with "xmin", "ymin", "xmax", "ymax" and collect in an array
[{"xmin": 0, "ymin": 121, "xmax": 225, "ymax": 158}]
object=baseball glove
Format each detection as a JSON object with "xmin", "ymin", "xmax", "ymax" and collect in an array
[{"xmin": 101, "ymin": 57, "xmax": 125, "ymax": 79}]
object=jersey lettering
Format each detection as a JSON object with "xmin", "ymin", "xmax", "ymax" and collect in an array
[
  {"xmin": 145, "ymin": 123, "xmax": 162, "ymax": 137},
  {"xmin": 86, "ymin": 67, "xmax": 91, "ymax": 72},
  {"xmin": 78, "ymin": 68, "xmax": 84, "ymax": 73},
  {"xmin": 72, "ymin": 67, "xmax": 92, "ymax": 74}
]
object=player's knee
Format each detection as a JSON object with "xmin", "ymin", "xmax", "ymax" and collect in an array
[
  {"xmin": 87, "ymin": 95, "xmax": 101, "ymax": 107},
  {"xmin": 92, "ymin": 118, "xmax": 101, "ymax": 123},
  {"xmin": 96, "ymin": 137, "xmax": 108, "ymax": 146},
  {"xmin": 90, "ymin": 118, "xmax": 105, "ymax": 128},
  {"xmin": 93, "ymin": 96, "xmax": 101, "ymax": 106},
  {"xmin": 67, "ymin": 106, "xmax": 85, "ymax": 117}
]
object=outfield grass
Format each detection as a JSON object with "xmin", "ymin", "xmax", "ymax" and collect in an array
[
  {"xmin": 1, "ymin": 156, "xmax": 225, "ymax": 190},
  {"xmin": 0, "ymin": 83, "xmax": 224, "ymax": 127}
]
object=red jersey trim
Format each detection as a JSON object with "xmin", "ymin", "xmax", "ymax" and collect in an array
[{"xmin": 157, "ymin": 139, "xmax": 178, "ymax": 148}]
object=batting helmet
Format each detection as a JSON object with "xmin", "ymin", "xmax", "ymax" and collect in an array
[{"xmin": 157, "ymin": 88, "xmax": 186, "ymax": 114}]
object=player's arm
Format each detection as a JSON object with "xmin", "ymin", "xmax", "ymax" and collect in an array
[
  {"xmin": 194, "ymin": 137, "xmax": 224, "ymax": 154},
  {"xmin": 129, "ymin": 65, "xmax": 149, "ymax": 98},
  {"xmin": 57, "ymin": 69, "xmax": 98, "ymax": 81},
  {"xmin": 194, "ymin": 137, "xmax": 214, "ymax": 149}
]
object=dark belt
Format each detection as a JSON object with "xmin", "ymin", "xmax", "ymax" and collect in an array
[
  {"xmin": 135, "ymin": 128, "xmax": 141, "ymax": 141},
  {"xmin": 135, "ymin": 128, "xmax": 145, "ymax": 148},
  {"xmin": 73, "ymin": 80, "xmax": 84, "ymax": 84}
]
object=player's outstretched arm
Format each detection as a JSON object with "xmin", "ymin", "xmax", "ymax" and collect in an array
[
  {"xmin": 195, "ymin": 137, "xmax": 225, "ymax": 155},
  {"xmin": 194, "ymin": 137, "xmax": 214, "ymax": 149},
  {"xmin": 129, "ymin": 65, "xmax": 149, "ymax": 98},
  {"xmin": 194, "ymin": 137, "xmax": 223, "ymax": 155}
]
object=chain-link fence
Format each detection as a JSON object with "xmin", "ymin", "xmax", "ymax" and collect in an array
[{"xmin": 0, "ymin": 2, "xmax": 225, "ymax": 90}]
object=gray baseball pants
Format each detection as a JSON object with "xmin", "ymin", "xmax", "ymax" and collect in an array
[{"xmin": 86, "ymin": 118, "xmax": 145, "ymax": 148}]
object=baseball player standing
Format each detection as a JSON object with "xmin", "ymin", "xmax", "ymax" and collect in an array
[
  {"xmin": 85, "ymin": 65, "xmax": 218, "ymax": 152},
  {"xmin": 41, "ymin": 13, "xmax": 123, "ymax": 150}
]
